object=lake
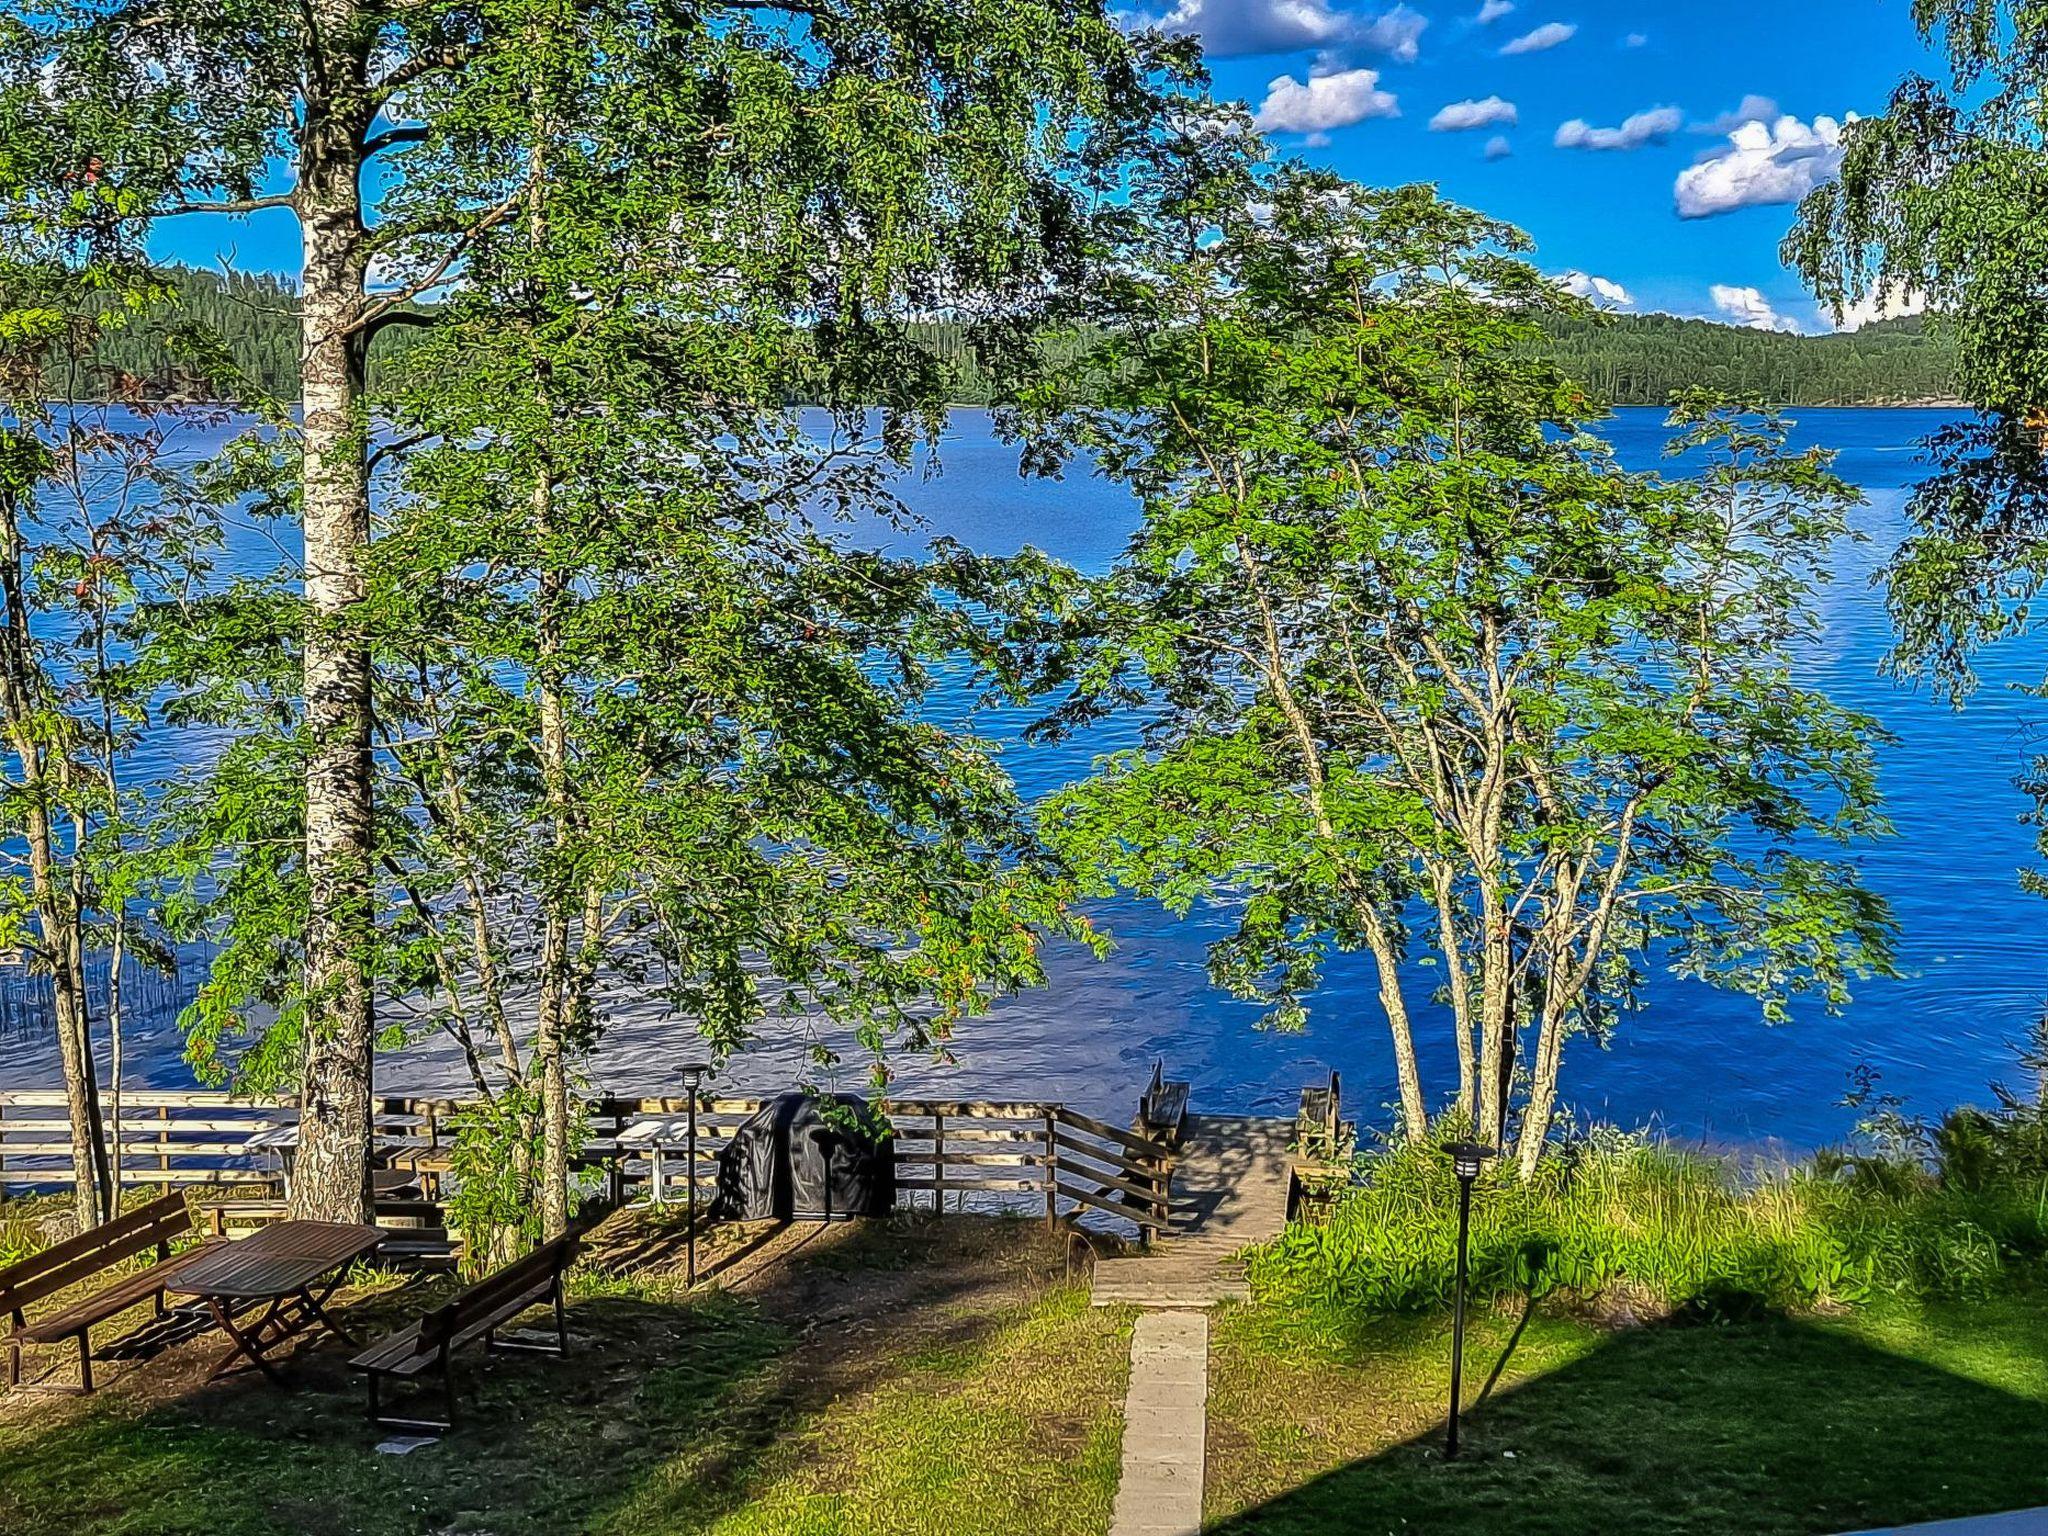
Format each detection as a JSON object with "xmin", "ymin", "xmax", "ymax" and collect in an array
[{"xmin": 7, "ymin": 405, "xmax": 2045, "ymax": 1151}]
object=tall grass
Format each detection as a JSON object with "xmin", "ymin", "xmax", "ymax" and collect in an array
[
  {"xmin": 0, "ymin": 1194, "xmax": 55, "ymax": 1269},
  {"xmin": 1249, "ymin": 1130, "xmax": 2048, "ymax": 1317}
]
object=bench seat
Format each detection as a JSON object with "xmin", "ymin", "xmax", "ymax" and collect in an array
[
  {"xmin": 350, "ymin": 1276, "xmax": 555, "ymax": 1379},
  {"xmin": 349, "ymin": 1230, "xmax": 580, "ymax": 1432},
  {"xmin": 1, "ymin": 1192, "xmax": 203, "ymax": 1394},
  {"xmin": 17, "ymin": 1243, "xmax": 217, "ymax": 1346}
]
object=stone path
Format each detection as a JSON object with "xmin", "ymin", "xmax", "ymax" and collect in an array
[
  {"xmin": 1840, "ymin": 1513, "xmax": 2048, "ymax": 1535},
  {"xmin": 1108, "ymin": 1310, "xmax": 1209, "ymax": 1536},
  {"xmin": 1092, "ymin": 1114, "xmax": 1296, "ymax": 1309}
]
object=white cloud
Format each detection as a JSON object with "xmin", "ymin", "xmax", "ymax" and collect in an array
[
  {"xmin": 1501, "ymin": 20, "xmax": 1576, "ymax": 53},
  {"xmin": 1556, "ymin": 270, "xmax": 1636, "ymax": 308},
  {"xmin": 1431, "ymin": 95, "xmax": 1518, "ymax": 131},
  {"xmin": 1711, "ymin": 284, "xmax": 1802, "ymax": 333},
  {"xmin": 1355, "ymin": 4, "xmax": 1429, "ymax": 59},
  {"xmin": 1154, "ymin": 0, "xmax": 1428, "ymax": 61},
  {"xmin": 1826, "ymin": 286, "xmax": 1927, "ymax": 333},
  {"xmin": 1676, "ymin": 112, "xmax": 1856, "ymax": 218},
  {"xmin": 1555, "ymin": 106, "xmax": 1682, "ymax": 151},
  {"xmin": 1623, "ymin": 31, "xmax": 1647, "ymax": 47},
  {"xmin": 1254, "ymin": 67, "xmax": 1401, "ymax": 141},
  {"xmin": 1692, "ymin": 94, "xmax": 1779, "ymax": 135},
  {"xmin": 1477, "ymin": 0, "xmax": 1515, "ymax": 20},
  {"xmin": 1484, "ymin": 134, "xmax": 1514, "ymax": 159}
]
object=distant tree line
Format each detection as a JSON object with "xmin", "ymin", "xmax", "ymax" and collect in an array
[
  {"xmin": 56, "ymin": 269, "xmax": 1957, "ymax": 411},
  {"xmin": 1539, "ymin": 312, "xmax": 1957, "ymax": 408}
]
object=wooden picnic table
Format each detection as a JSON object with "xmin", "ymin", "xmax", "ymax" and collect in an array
[{"xmin": 168, "ymin": 1221, "xmax": 384, "ymax": 1387}]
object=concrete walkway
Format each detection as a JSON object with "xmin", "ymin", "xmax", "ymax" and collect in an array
[
  {"xmin": 1108, "ymin": 1310, "xmax": 1209, "ymax": 1536},
  {"xmin": 1093, "ymin": 1115, "xmax": 1296, "ymax": 1309},
  {"xmin": 1840, "ymin": 1513, "xmax": 2048, "ymax": 1535}
]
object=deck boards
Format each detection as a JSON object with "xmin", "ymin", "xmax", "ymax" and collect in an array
[{"xmin": 1091, "ymin": 1114, "xmax": 1295, "ymax": 1309}]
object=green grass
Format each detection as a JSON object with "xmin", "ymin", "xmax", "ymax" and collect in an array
[
  {"xmin": 1205, "ymin": 1289, "xmax": 2048, "ymax": 1534},
  {"xmin": 1250, "ymin": 1136, "xmax": 2048, "ymax": 1316},
  {"xmin": 0, "ymin": 1196, "xmax": 52, "ymax": 1269},
  {"xmin": 0, "ymin": 1215, "xmax": 1131, "ymax": 1536}
]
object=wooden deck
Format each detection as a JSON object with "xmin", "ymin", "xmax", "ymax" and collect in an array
[{"xmin": 1091, "ymin": 1114, "xmax": 1296, "ymax": 1309}]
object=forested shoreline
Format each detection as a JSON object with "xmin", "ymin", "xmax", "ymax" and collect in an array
[{"xmin": 63, "ymin": 267, "xmax": 1957, "ymax": 410}]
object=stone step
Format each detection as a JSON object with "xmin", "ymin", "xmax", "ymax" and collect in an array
[{"xmin": 1091, "ymin": 1258, "xmax": 1250, "ymax": 1308}]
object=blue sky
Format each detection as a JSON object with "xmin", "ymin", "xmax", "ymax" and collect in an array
[
  {"xmin": 154, "ymin": 0, "xmax": 1944, "ymax": 335},
  {"xmin": 1178, "ymin": 0, "xmax": 1945, "ymax": 331}
]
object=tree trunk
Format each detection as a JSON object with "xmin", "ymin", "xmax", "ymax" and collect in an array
[
  {"xmin": 521, "ymin": 105, "xmax": 575, "ymax": 1242},
  {"xmin": 532, "ymin": 462, "xmax": 575, "ymax": 1239},
  {"xmin": 1430, "ymin": 863, "xmax": 1477, "ymax": 1124},
  {"xmin": 290, "ymin": 7, "xmax": 378, "ymax": 1225},
  {"xmin": 1515, "ymin": 991, "xmax": 1569, "ymax": 1179},
  {"xmin": 0, "ymin": 488, "xmax": 109, "ymax": 1230},
  {"xmin": 1357, "ymin": 908, "xmax": 1427, "ymax": 1141},
  {"xmin": 1475, "ymin": 896, "xmax": 1510, "ymax": 1148}
]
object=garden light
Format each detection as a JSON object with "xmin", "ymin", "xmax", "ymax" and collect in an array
[{"xmin": 1443, "ymin": 1141, "xmax": 1497, "ymax": 1459}]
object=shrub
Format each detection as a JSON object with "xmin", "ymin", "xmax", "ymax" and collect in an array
[{"xmin": 1247, "ymin": 1130, "xmax": 2048, "ymax": 1318}]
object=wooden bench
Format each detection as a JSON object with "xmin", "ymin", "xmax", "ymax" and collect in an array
[
  {"xmin": 1295, "ymin": 1071, "xmax": 1343, "ymax": 1162},
  {"xmin": 1, "ymin": 1192, "xmax": 214, "ymax": 1394},
  {"xmin": 1138, "ymin": 1061, "xmax": 1190, "ymax": 1147},
  {"xmin": 349, "ymin": 1230, "xmax": 580, "ymax": 1433},
  {"xmin": 197, "ymin": 1178, "xmax": 459, "ymax": 1269}
]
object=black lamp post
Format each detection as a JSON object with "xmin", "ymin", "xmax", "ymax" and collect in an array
[
  {"xmin": 680, "ymin": 1063, "xmax": 709, "ymax": 1286},
  {"xmin": 1443, "ymin": 1140, "xmax": 1497, "ymax": 1460}
]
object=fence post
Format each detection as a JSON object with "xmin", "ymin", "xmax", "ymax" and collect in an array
[
  {"xmin": 1043, "ymin": 1109, "xmax": 1058, "ymax": 1231},
  {"xmin": 158, "ymin": 1105, "xmax": 171, "ymax": 1184},
  {"xmin": 933, "ymin": 1113, "xmax": 946, "ymax": 1215},
  {"xmin": 0, "ymin": 1097, "xmax": 7, "ymax": 1191}
]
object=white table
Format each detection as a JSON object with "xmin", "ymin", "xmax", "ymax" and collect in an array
[{"xmin": 616, "ymin": 1118, "xmax": 705, "ymax": 1206}]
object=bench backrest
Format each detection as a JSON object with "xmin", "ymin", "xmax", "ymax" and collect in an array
[
  {"xmin": 0, "ymin": 1192, "xmax": 193, "ymax": 1315},
  {"xmin": 420, "ymin": 1230, "xmax": 580, "ymax": 1349}
]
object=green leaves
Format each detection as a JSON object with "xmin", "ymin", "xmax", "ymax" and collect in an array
[{"xmin": 1037, "ymin": 171, "xmax": 1895, "ymax": 1145}]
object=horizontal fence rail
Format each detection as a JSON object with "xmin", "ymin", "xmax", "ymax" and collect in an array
[{"xmin": 1, "ymin": 1088, "xmax": 1178, "ymax": 1240}]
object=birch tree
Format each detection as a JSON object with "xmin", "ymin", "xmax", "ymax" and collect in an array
[
  {"xmin": 5, "ymin": 0, "xmax": 1198, "ymax": 1221},
  {"xmin": 1789, "ymin": 0, "xmax": 2048, "ymax": 917},
  {"xmin": 1037, "ymin": 174, "xmax": 1897, "ymax": 1171},
  {"xmin": 0, "ymin": 254, "xmax": 217, "ymax": 1228}
]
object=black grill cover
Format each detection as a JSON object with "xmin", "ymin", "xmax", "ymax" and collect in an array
[{"xmin": 714, "ymin": 1092, "xmax": 896, "ymax": 1222}]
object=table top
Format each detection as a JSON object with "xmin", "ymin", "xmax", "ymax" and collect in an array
[
  {"xmin": 168, "ymin": 1221, "xmax": 385, "ymax": 1300},
  {"xmin": 616, "ymin": 1118, "xmax": 700, "ymax": 1143}
]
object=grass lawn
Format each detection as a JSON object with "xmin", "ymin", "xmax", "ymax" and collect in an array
[
  {"xmin": 1205, "ymin": 1289, "xmax": 2048, "ymax": 1535},
  {"xmin": 0, "ymin": 1211, "xmax": 1130, "ymax": 1536}
]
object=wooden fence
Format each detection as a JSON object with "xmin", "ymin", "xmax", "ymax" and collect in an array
[{"xmin": 0, "ymin": 1089, "xmax": 1177, "ymax": 1240}]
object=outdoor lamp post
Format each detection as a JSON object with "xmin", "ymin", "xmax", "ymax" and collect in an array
[
  {"xmin": 1443, "ymin": 1140, "xmax": 1497, "ymax": 1460},
  {"xmin": 680, "ymin": 1063, "xmax": 709, "ymax": 1287}
]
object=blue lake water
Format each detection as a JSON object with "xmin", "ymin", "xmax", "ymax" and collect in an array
[{"xmin": 9, "ymin": 405, "xmax": 2048, "ymax": 1151}]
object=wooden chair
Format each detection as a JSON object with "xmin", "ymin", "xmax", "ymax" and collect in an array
[
  {"xmin": 1138, "ymin": 1060, "xmax": 1190, "ymax": 1147},
  {"xmin": 1295, "ymin": 1071, "xmax": 1343, "ymax": 1163},
  {"xmin": 1, "ymin": 1192, "xmax": 214, "ymax": 1394},
  {"xmin": 349, "ymin": 1230, "xmax": 580, "ymax": 1433}
]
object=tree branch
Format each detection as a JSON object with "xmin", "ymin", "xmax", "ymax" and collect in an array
[
  {"xmin": 373, "ymin": 41, "xmax": 484, "ymax": 104},
  {"xmin": 363, "ymin": 308, "xmax": 439, "ymax": 344},
  {"xmin": 362, "ymin": 124, "xmax": 431, "ymax": 158},
  {"xmin": 160, "ymin": 194, "xmax": 295, "ymax": 217}
]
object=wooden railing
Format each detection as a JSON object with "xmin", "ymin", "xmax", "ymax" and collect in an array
[
  {"xmin": 1, "ymin": 1088, "xmax": 1178, "ymax": 1240},
  {"xmin": 0, "ymin": 1092, "xmax": 291, "ymax": 1189}
]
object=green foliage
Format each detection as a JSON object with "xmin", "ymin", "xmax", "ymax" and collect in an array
[
  {"xmin": 0, "ymin": 1195, "xmax": 44, "ymax": 1268},
  {"xmin": 2, "ymin": 0, "xmax": 1196, "ymax": 1116},
  {"xmin": 1252, "ymin": 1125, "xmax": 2048, "ymax": 1318},
  {"xmin": 18, "ymin": 268, "xmax": 1962, "ymax": 411},
  {"xmin": 1789, "ymin": 3, "xmax": 2048, "ymax": 697},
  {"xmin": 444, "ymin": 1085, "xmax": 591, "ymax": 1260},
  {"xmin": 1028, "ymin": 168, "xmax": 1894, "ymax": 1158},
  {"xmin": 1537, "ymin": 312, "xmax": 1956, "ymax": 407}
]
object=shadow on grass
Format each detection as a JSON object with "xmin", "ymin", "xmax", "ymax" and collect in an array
[
  {"xmin": 1207, "ymin": 1305, "xmax": 2048, "ymax": 1536},
  {"xmin": 0, "ymin": 1214, "xmax": 1082, "ymax": 1536}
]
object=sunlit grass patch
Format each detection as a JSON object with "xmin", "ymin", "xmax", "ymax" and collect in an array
[{"xmin": 1205, "ymin": 1288, "xmax": 2048, "ymax": 1534}]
